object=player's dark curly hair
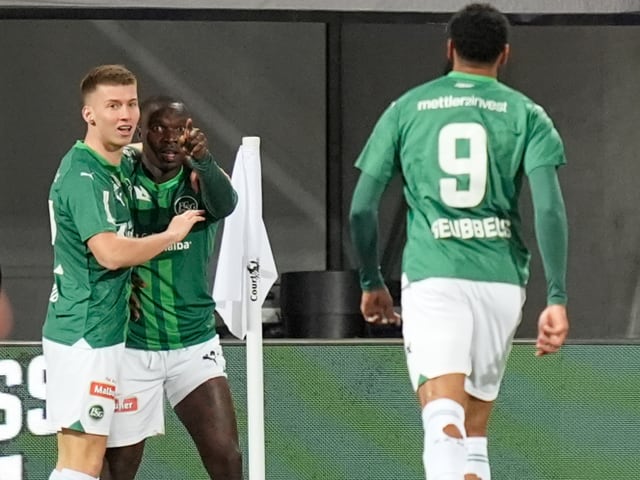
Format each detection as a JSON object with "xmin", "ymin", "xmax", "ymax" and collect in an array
[
  {"xmin": 140, "ymin": 95, "xmax": 189, "ymax": 118},
  {"xmin": 447, "ymin": 3, "xmax": 509, "ymax": 64}
]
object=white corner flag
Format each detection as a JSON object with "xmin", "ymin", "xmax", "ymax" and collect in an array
[
  {"xmin": 214, "ymin": 136, "xmax": 278, "ymax": 339},
  {"xmin": 213, "ymin": 136, "xmax": 277, "ymax": 480}
]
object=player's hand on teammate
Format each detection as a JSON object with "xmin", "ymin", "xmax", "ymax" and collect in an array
[
  {"xmin": 166, "ymin": 209, "xmax": 206, "ymax": 242},
  {"xmin": 180, "ymin": 118, "xmax": 209, "ymax": 161},
  {"xmin": 535, "ymin": 304, "xmax": 569, "ymax": 357},
  {"xmin": 360, "ymin": 287, "xmax": 401, "ymax": 326}
]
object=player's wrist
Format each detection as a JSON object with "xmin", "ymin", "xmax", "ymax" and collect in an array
[{"xmin": 359, "ymin": 267, "xmax": 385, "ymax": 292}]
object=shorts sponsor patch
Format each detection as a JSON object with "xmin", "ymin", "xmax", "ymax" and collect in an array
[
  {"xmin": 90, "ymin": 381, "xmax": 116, "ymax": 399},
  {"xmin": 115, "ymin": 397, "xmax": 138, "ymax": 412}
]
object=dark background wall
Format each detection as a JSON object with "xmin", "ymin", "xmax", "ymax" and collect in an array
[
  {"xmin": 0, "ymin": 20, "xmax": 327, "ymax": 339},
  {"xmin": 1, "ymin": 17, "xmax": 638, "ymax": 340}
]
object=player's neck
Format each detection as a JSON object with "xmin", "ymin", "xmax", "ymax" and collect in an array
[
  {"xmin": 141, "ymin": 156, "xmax": 180, "ymax": 184},
  {"xmin": 451, "ymin": 64, "xmax": 498, "ymax": 79},
  {"xmin": 84, "ymin": 134, "xmax": 123, "ymax": 166}
]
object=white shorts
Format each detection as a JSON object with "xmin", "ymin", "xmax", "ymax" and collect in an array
[
  {"xmin": 107, "ymin": 335, "xmax": 227, "ymax": 447},
  {"xmin": 401, "ymin": 277, "xmax": 525, "ymax": 401},
  {"xmin": 43, "ymin": 338, "xmax": 125, "ymax": 436}
]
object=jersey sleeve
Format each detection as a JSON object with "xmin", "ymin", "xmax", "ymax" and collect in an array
[
  {"xmin": 523, "ymin": 103, "xmax": 567, "ymax": 175},
  {"xmin": 189, "ymin": 152, "xmax": 237, "ymax": 221},
  {"xmin": 355, "ymin": 101, "xmax": 401, "ymax": 183},
  {"xmin": 529, "ymin": 165, "xmax": 568, "ymax": 305},
  {"xmin": 349, "ymin": 172, "xmax": 387, "ymax": 290},
  {"xmin": 61, "ymin": 171, "xmax": 118, "ymax": 242}
]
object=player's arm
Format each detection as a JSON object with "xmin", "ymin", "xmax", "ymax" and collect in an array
[
  {"xmin": 189, "ymin": 152, "xmax": 237, "ymax": 220},
  {"xmin": 350, "ymin": 172, "xmax": 386, "ymax": 291},
  {"xmin": 183, "ymin": 119, "xmax": 237, "ymax": 220},
  {"xmin": 528, "ymin": 164, "xmax": 569, "ymax": 355},
  {"xmin": 88, "ymin": 209, "xmax": 206, "ymax": 271},
  {"xmin": 349, "ymin": 172, "xmax": 399, "ymax": 325},
  {"xmin": 529, "ymin": 165, "xmax": 568, "ymax": 305}
]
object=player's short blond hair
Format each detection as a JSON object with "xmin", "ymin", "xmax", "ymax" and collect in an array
[{"xmin": 80, "ymin": 64, "xmax": 137, "ymax": 102}]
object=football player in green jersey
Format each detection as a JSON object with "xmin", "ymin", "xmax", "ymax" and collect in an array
[
  {"xmin": 44, "ymin": 66, "xmax": 206, "ymax": 480},
  {"xmin": 350, "ymin": 4, "xmax": 569, "ymax": 480},
  {"xmin": 102, "ymin": 97, "xmax": 241, "ymax": 480}
]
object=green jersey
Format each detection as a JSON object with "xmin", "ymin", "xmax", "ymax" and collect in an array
[
  {"xmin": 43, "ymin": 141, "xmax": 134, "ymax": 347},
  {"xmin": 356, "ymin": 71, "xmax": 567, "ymax": 286},
  {"xmin": 122, "ymin": 150, "xmax": 237, "ymax": 350}
]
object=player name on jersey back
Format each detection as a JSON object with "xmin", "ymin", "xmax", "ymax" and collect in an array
[{"xmin": 431, "ymin": 216, "xmax": 511, "ymax": 240}]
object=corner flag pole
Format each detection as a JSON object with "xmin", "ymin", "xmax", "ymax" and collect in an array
[
  {"xmin": 242, "ymin": 136, "xmax": 266, "ymax": 480},
  {"xmin": 213, "ymin": 136, "xmax": 277, "ymax": 480}
]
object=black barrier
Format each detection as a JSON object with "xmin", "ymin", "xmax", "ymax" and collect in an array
[{"xmin": 280, "ymin": 270, "xmax": 364, "ymax": 338}]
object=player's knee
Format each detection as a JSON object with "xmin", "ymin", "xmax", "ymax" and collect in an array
[
  {"xmin": 442, "ymin": 423, "xmax": 463, "ymax": 439},
  {"xmin": 423, "ymin": 398, "xmax": 467, "ymax": 443},
  {"xmin": 200, "ymin": 436, "xmax": 242, "ymax": 475}
]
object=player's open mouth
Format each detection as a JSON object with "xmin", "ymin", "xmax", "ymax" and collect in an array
[
  {"xmin": 160, "ymin": 149, "xmax": 181, "ymax": 162},
  {"xmin": 117, "ymin": 126, "xmax": 133, "ymax": 135}
]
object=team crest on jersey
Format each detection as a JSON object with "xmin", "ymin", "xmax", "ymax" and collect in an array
[{"xmin": 174, "ymin": 196, "xmax": 198, "ymax": 214}]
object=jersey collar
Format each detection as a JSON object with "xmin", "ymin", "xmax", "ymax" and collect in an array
[
  {"xmin": 74, "ymin": 140, "xmax": 121, "ymax": 171},
  {"xmin": 138, "ymin": 163, "xmax": 185, "ymax": 191},
  {"xmin": 447, "ymin": 71, "xmax": 497, "ymax": 83}
]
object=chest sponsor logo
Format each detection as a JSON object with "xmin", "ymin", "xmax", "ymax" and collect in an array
[
  {"xmin": 174, "ymin": 195, "xmax": 198, "ymax": 214},
  {"xmin": 88, "ymin": 405, "xmax": 105, "ymax": 420},
  {"xmin": 115, "ymin": 397, "xmax": 138, "ymax": 413},
  {"xmin": 89, "ymin": 381, "xmax": 116, "ymax": 400},
  {"xmin": 164, "ymin": 240, "xmax": 192, "ymax": 252}
]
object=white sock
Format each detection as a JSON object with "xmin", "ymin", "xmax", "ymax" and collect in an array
[
  {"xmin": 422, "ymin": 398, "xmax": 467, "ymax": 480},
  {"xmin": 57, "ymin": 469, "xmax": 99, "ymax": 480},
  {"xmin": 465, "ymin": 436, "xmax": 491, "ymax": 480}
]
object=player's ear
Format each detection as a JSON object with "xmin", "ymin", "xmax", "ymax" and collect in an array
[
  {"xmin": 82, "ymin": 106, "xmax": 96, "ymax": 126},
  {"xmin": 499, "ymin": 44, "xmax": 510, "ymax": 67},
  {"xmin": 445, "ymin": 39, "xmax": 452, "ymax": 61}
]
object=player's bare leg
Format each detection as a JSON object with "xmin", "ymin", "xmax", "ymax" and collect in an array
[
  {"xmin": 418, "ymin": 373, "xmax": 467, "ymax": 480},
  {"xmin": 101, "ymin": 440, "xmax": 145, "ymax": 480},
  {"xmin": 464, "ymin": 396, "xmax": 493, "ymax": 480},
  {"xmin": 174, "ymin": 377, "xmax": 242, "ymax": 480},
  {"xmin": 53, "ymin": 429, "xmax": 107, "ymax": 479}
]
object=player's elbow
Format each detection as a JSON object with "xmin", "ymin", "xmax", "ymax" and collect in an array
[
  {"xmin": 534, "ymin": 204, "xmax": 565, "ymax": 224},
  {"xmin": 87, "ymin": 233, "xmax": 127, "ymax": 271},
  {"xmin": 219, "ymin": 197, "xmax": 237, "ymax": 218},
  {"xmin": 94, "ymin": 254, "xmax": 124, "ymax": 271},
  {"xmin": 349, "ymin": 203, "xmax": 374, "ymax": 226}
]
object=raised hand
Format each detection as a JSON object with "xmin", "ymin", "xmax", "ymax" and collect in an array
[{"xmin": 180, "ymin": 118, "xmax": 209, "ymax": 161}]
